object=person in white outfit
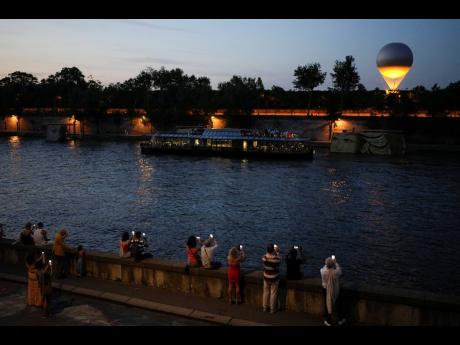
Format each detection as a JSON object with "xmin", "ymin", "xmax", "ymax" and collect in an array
[
  {"xmin": 320, "ymin": 256, "xmax": 346, "ymax": 326},
  {"xmin": 201, "ymin": 235, "xmax": 221, "ymax": 269},
  {"xmin": 33, "ymin": 223, "xmax": 49, "ymax": 246}
]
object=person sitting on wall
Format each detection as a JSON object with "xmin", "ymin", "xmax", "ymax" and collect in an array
[
  {"xmin": 285, "ymin": 246, "xmax": 306, "ymax": 280},
  {"xmin": 320, "ymin": 256, "xmax": 346, "ymax": 326},
  {"xmin": 186, "ymin": 235, "xmax": 202, "ymax": 269},
  {"xmin": 19, "ymin": 222, "xmax": 35, "ymax": 246},
  {"xmin": 33, "ymin": 222, "xmax": 49, "ymax": 246},
  {"xmin": 129, "ymin": 231, "xmax": 152, "ymax": 262},
  {"xmin": 201, "ymin": 235, "xmax": 221, "ymax": 269},
  {"xmin": 119, "ymin": 231, "xmax": 131, "ymax": 258}
]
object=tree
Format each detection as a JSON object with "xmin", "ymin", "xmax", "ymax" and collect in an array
[
  {"xmin": 268, "ymin": 85, "xmax": 286, "ymax": 108},
  {"xmin": 146, "ymin": 67, "xmax": 214, "ymax": 129},
  {"xmin": 0, "ymin": 71, "xmax": 38, "ymax": 116},
  {"xmin": 217, "ymin": 76, "xmax": 261, "ymax": 128},
  {"xmin": 445, "ymin": 81, "xmax": 460, "ymax": 110},
  {"xmin": 370, "ymin": 88, "xmax": 386, "ymax": 114},
  {"xmin": 426, "ymin": 84, "xmax": 446, "ymax": 117},
  {"xmin": 325, "ymin": 88, "xmax": 341, "ymax": 140},
  {"xmin": 42, "ymin": 67, "xmax": 88, "ymax": 113},
  {"xmin": 293, "ymin": 63, "xmax": 326, "ymax": 116},
  {"xmin": 330, "ymin": 56, "xmax": 360, "ymax": 113}
]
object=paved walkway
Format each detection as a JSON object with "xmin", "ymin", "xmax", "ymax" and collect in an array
[
  {"xmin": 0, "ymin": 263, "xmax": 323, "ymax": 326},
  {"xmin": 0, "ymin": 279, "xmax": 215, "ymax": 326}
]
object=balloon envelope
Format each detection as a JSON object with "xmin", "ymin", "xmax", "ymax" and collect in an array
[{"xmin": 377, "ymin": 42, "xmax": 413, "ymax": 90}]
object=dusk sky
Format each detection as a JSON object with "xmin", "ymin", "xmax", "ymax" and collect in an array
[{"xmin": 1, "ymin": 19, "xmax": 459, "ymax": 90}]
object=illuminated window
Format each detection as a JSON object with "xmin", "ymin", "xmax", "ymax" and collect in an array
[{"xmin": 243, "ymin": 140, "xmax": 247, "ymax": 151}]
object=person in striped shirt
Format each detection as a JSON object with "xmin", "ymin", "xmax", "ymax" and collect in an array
[{"xmin": 262, "ymin": 243, "xmax": 281, "ymax": 313}]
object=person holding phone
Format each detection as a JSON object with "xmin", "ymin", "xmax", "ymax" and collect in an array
[
  {"xmin": 119, "ymin": 232, "xmax": 131, "ymax": 258},
  {"xmin": 320, "ymin": 256, "xmax": 346, "ymax": 326},
  {"xmin": 129, "ymin": 231, "xmax": 152, "ymax": 262},
  {"xmin": 227, "ymin": 246, "xmax": 245, "ymax": 304},
  {"xmin": 52, "ymin": 228, "xmax": 72, "ymax": 278},
  {"xmin": 286, "ymin": 245, "xmax": 305, "ymax": 280},
  {"xmin": 25, "ymin": 251, "xmax": 52, "ymax": 316},
  {"xmin": 262, "ymin": 243, "xmax": 281, "ymax": 313},
  {"xmin": 186, "ymin": 235, "xmax": 201, "ymax": 268},
  {"xmin": 201, "ymin": 234, "xmax": 221, "ymax": 269}
]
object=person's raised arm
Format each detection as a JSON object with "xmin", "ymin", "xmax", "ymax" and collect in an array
[
  {"xmin": 240, "ymin": 250, "xmax": 246, "ymax": 262},
  {"xmin": 335, "ymin": 262, "xmax": 342, "ymax": 277}
]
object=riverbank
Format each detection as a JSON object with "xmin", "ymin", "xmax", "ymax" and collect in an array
[
  {"xmin": 0, "ymin": 132, "xmax": 150, "ymax": 141},
  {"xmin": 1, "ymin": 239, "xmax": 459, "ymax": 325},
  {"xmin": 3, "ymin": 132, "xmax": 460, "ymax": 152}
]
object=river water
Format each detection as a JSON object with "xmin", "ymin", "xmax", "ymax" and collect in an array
[{"xmin": 1, "ymin": 136, "xmax": 459, "ymax": 295}]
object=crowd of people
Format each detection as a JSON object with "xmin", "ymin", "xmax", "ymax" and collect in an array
[
  {"xmin": 4, "ymin": 222, "xmax": 346, "ymax": 325},
  {"xmin": 241, "ymin": 129, "xmax": 298, "ymax": 139},
  {"xmin": 163, "ymin": 233, "xmax": 345, "ymax": 325},
  {"xmin": 7, "ymin": 222, "xmax": 85, "ymax": 317}
]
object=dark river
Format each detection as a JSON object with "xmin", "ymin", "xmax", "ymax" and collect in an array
[{"xmin": 1, "ymin": 136, "xmax": 459, "ymax": 295}]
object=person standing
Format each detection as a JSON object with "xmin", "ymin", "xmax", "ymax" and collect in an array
[
  {"xmin": 119, "ymin": 232, "xmax": 131, "ymax": 258},
  {"xmin": 201, "ymin": 235, "xmax": 220, "ymax": 269},
  {"xmin": 262, "ymin": 243, "xmax": 281, "ymax": 313},
  {"xmin": 285, "ymin": 246, "xmax": 305, "ymax": 280},
  {"xmin": 186, "ymin": 235, "xmax": 202, "ymax": 268},
  {"xmin": 52, "ymin": 229, "xmax": 72, "ymax": 278},
  {"xmin": 320, "ymin": 256, "xmax": 346, "ymax": 326},
  {"xmin": 75, "ymin": 245, "xmax": 86, "ymax": 277},
  {"xmin": 26, "ymin": 252, "xmax": 43, "ymax": 307},
  {"xmin": 227, "ymin": 246, "xmax": 245, "ymax": 304}
]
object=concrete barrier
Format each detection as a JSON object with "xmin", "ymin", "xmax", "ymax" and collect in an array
[{"xmin": 1, "ymin": 238, "xmax": 459, "ymax": 325}]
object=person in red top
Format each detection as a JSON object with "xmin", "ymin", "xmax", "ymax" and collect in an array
[
  {"xmin": 119, "ymin": 232, "xmax": 131, "ymax": 258},
  {"xmin": 227, "ymin": 246, "xmax": 246, "ymax": 304},
  {"xmin": 186, "ymin": 235, "xmax": 201, "ymax": 267}
]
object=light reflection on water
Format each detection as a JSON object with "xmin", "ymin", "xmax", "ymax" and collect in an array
[{"xmin": 0, "ymin": 137, "xmax": 460, "ymax": 295}]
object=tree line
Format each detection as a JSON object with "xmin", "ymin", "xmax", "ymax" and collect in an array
[{"xmin": 1, "ymin": 56, "xmax": 459, "ymax": 130}]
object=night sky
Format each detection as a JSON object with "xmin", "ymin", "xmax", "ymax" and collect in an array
[{"xmin": 1, "ymin": 19, "xmax": 459, "ymax": 90}]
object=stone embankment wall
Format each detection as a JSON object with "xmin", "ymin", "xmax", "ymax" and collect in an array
[
  {"xmin": 1, "ymin": 239, "xmax": 459, "ymax": 325},
  {"xmin": 1, "ymin": 115, "xmax": 152, "ymax": 137}
]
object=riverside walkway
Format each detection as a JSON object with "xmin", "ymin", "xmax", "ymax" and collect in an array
[{"xmin": 0, "ymin": 262, "xmax": 324, "ymax": 326}]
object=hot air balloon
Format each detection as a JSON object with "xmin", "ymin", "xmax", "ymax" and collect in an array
[{"xmin": 377, "ymin": 42, "xmax": 413, "ymax": 91}]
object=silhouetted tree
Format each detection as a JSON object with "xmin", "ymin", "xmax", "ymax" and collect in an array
[
  {"xmin": 293, "ymin": 63, "xmax": 326, "ymax": 116},
  {"xmin": 217, "ymin": 76, "xmax": 261, "ymax": 128},
  {"xmin": 147, "ymin": 67, "xmax": 214, "ymax": 129},
  {"xmin": 330, "ymin": 56, "xmax": 360, "ymax": 113},
  {"xmin": 268, "ymin": 85, "xmax": 286, "ymax": 108},
  {"xmin": 0, "ymin": 71, "xmax": 38, "ymax": 116},
  {"xmin": 325, "ymin": 88, "xmax": 341, "ymax": 140},
  {"xmin": 445, "ymin": 81, "xmax": 460, "ymax": 111},
  {"xmin": 426, "ymin": 84, "xmax": 447, "ymax": 117}
]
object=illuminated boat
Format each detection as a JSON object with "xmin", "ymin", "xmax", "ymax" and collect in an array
[{"xmin": 140, "ymin": 128, "xmax": 314, "ymax": 159}]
